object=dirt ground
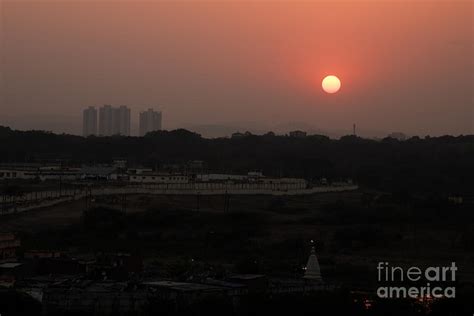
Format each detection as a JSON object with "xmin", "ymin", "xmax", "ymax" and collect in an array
[{"xmin": 1, "ymin": 191, "xmax": 473, "ymax": 284}]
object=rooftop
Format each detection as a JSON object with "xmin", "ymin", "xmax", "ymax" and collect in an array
[
  {"xmin": 142, "ymin": 281, "xmax": 229, "ymax": 292},
  {"xmin": 0, "ymin": 262, "xmax": 23, "ymax": 269}
]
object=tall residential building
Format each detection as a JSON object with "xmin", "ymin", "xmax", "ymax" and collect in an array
[
  {"xmin": 114, "ymin": 106, "xmax": 131, "ymax": 136},
  {"xmin": 82, "ymin": 106, "xmax": 97, "ymax": 137},
  {"xmin": 98, "ymin": 105, "xmax": 131, "ymax": 136},
  {"xmin": 139, "ymin": 108, "xmax": 162, "ymax": 136},
  {"xmin": 99, "ymin": 105, "xmax": 114, "ymax": 136}
]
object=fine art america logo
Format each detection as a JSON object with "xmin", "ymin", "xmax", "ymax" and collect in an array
[{"xmin": 377, "ymin": 262, "xmax": 457, "ymax": 299}]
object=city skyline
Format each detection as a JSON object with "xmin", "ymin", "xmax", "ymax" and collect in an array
[
  {"xmin": 0, "ymin": 1, "xmax": 472, "ymax": 137},
  {"xmin": 82, "ymin": 105, "xmax": 163, "ymax": 137}
]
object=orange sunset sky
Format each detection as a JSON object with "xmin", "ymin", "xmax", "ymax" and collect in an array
[{"xmin": 0, "ymin": 0, "xmax": 472, "ymax": 137}]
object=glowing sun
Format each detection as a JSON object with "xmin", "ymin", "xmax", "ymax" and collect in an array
[{"xmin": 322, "ymin": 75, "xmax": 341, "ymax": 94}]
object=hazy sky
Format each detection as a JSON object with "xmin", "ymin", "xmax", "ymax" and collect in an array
[{"xmin": 1, "ymin": 0, "xmax": 473, "ymax": 137}]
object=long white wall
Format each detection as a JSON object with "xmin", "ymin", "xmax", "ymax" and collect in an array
[{"xmin": 0, "ymin": 184, "xmax": 358, "ymax": 215}]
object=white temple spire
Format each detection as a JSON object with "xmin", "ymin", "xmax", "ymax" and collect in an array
[{"xmin": 304, "ymin": 241, "xmax": 322, "ymax": 281}]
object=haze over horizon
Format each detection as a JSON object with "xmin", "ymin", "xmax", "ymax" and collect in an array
[{"xmin": 0, "ymin": 0, "xmax": 473, "ymax": 137}]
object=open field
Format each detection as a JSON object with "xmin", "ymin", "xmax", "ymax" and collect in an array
[{"xmin": 1, "ymin": 190, "xmax": 473, "ymax": 288}]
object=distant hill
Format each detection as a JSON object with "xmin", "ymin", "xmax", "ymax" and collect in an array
[
  {"xmin": 183, "ymin": 124, "xmax": 263, "ymax": 138},
  {"xmin": 185, "ymin": 122, "xmax": 328, "ymax": 138}
]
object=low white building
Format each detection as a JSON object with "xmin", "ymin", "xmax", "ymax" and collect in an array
[
  {"xmin": 259, "ymin": 177, "xmax": 307, "ymax": 189},
  {"xmin": 194, "ymin": 173, "xmax": 306, "ymax": 189},
  {"xmin": 128, "ymin": 168, "xmax": 153, "ymax": 175},
  {"xmin": 80, "ymin": 166, "xmax": 117, "ymax": 181},
  {"xmin": 129, "ymin": 173, "xmax": 189, "ymax": 184},
  {"xmin": 196, "ymin": 174, "xmax": 247, "ymax": 182},
  {"xmin": 0, "ymin": 169, "xmax": 37, "ymax": 180},
  {"xmin": 0, "ymin": 164, "xmax": 82, "ymax": 182},
  {"xmin": 38, "ymin": 170, "xmax": 81, "ymax": 182}
]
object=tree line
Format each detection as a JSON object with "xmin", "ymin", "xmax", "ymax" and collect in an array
[{"xmin": 1, "ymin": 126, "xmax": 473, "ymax": 194}]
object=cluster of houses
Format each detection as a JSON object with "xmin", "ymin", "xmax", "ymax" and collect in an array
[
  {"xmin": 0, "ymin": 232, "xmax": 326, "ymax": 315},
  {"xmin": 0, "ymin": 162, "xmax": 308, "ymax": 189}
]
